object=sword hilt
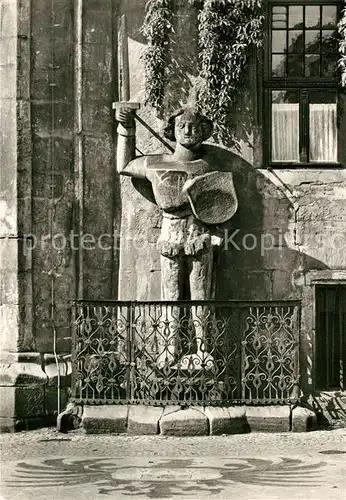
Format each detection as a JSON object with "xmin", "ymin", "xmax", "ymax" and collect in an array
[
  {"xmin": 113, "ymin": 102, "xmax": 141, "ymax": 111},
  {"xmin": 113, "ymin": 101, "xmax": 175, "ymax": 154}
]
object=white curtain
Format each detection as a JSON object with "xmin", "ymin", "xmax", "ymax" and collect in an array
[
  {"xmin": 309, "ymin": 104, "xmax": 337, "ymax": 163},
  {"xmin": 272, "ymin": 103, "xmax": 300, "ymax": 162}
]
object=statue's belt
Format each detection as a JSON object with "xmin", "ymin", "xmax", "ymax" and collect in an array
[{"xmin": 161, "ymin": 211, "xmax": 193, "ymax": 220}]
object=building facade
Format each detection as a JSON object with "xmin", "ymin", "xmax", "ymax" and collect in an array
[{"xmin": 0, "ymin": 0, "xmax": 345, "ymax": 430}]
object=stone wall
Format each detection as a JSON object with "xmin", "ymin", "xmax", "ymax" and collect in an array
[
  {"xmin": 0, "ymin": 0, "xmax": 121, "ymax": 429},
  {"xmin": 0, "ymin": 0, "xmax": 346, "ymax": 428},
  {"xmin": 30, "ymin": 0, "xmax": 120, "ymax": 355}
]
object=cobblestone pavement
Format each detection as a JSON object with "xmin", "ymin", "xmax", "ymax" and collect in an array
[{"xmin": 0, "ymin": 427, "xmax": 345, "ymax": 500}]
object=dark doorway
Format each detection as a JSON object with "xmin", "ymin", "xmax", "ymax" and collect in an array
[{"xmin": 315, "ymin": 285, "xmax": 346, "ymax": 390}]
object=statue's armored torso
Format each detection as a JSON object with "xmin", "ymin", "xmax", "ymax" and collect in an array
[
  {"xmin": 125, "ymin": 154, "xmax": 237, "ymax": 223},
  {"xmin": 145, "ymin": 155, "xmax": 213, "ymax": 216},
  {"xmin": 123, "ymin": 153, "xmax": 238, "ymax": 257}
]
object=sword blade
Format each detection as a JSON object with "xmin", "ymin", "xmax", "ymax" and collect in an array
[{"xmin": 118, "ymin": 14, "xmax": 130, "ymax": 102}]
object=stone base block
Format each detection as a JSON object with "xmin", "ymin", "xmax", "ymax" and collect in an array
[
  {"xmin": 0, "ymin": 417, "xmax": 18, "ymax": 433},
  {"xmin": 58, "ymin": 404, "xmax": 318, "ymax": 435},
  {"xmin": 57, "ymin": 402, "xmax": 83, "ymax": 433},
  {"xmin": 291, "ymin": 406, "xmax": 317, "ymax": 432},
  {"xmin": 228, "ymin": 406, "xmax": 250, "ymax": 434},
  {"xmin": 43, "ymin": 354, "xmax": 72, "ymax": 386},
  {"xmin": 0, "ymin": 385, "xmax": 45, "ymax": 419},
  {"xmin": 82, "ymin": 405, "xmax": 128, "ymax": 434},
  {"xmin": 203, "ymin": 407, "xmax": 233, "ymax": 435},
  {"xmin": 127, "ymin": 405, "xmax": 164, "ymax": 435},
  {"xmin": 160, "ymin": 407, "xmax": 208, "ymax": 436},
  {"xmin": 202, "ymin": 407, "xmax": 249, "ymax": 435},
  {"xmin": 0, "ymin": 351, "xmax": 74, "ymax": 432},
  {"xmin": 246, "ymin": 406, "xmax": 290, "ymax": 432},
  {"xmin": 0, "ymin": 415, "xmax": 56, "ymax": 433},
  {"xmin": 0, "ymin": 352, "xmax": 47, "ymax": 430},
  {"xmin": 0, "ymin": 352, "xmax": 47, "ymax": 386}
]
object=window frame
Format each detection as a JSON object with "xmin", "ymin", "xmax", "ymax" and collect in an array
[
  {"xmin": 315, "ymin": 284, "xmax": 346, "ymax": 392},
  {"xmin": 263, "ymin": 0, "xmax": 343, "ymax": 169}
]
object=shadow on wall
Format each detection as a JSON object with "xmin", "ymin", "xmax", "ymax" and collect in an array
[{"xmin": 204, "ymin": 145, "xmax": 329, "ymax": 301}]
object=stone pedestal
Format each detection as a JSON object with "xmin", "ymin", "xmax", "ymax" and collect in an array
[
  {"xmin": 0, "ymin": 352, "xmax": 71, "ymax": 432},
  {"xmin": 159, "ymin": 406, "xmax": 209, "ymax": 436},
  {"xmin": 0, "ymin": 353, "xmax": 46, "ymax": 432}
]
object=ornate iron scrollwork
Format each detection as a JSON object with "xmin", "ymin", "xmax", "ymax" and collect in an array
[{"xmin": 72, "ymin": 300, "xmax": 300, "ymax": 405}]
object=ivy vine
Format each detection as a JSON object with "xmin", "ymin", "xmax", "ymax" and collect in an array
[
  {"xmin": 141, "ymin": 0, "xmax": 174, "ymax": 109},
  {"xmin": 141, "ymin": 0, "xmax": 264, "ymax": 144},
  {"xmin": 197, "ymin": 0, "xmax": 264, "ymax": 142},
  {"xmin": 338, "ymin": 4, "xmax": 346, "ymax": 87}
]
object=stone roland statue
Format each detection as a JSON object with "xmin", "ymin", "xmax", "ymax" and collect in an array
[{"xmin": 116, "ymin": 105, "xmax": 238, "ymax": 369}]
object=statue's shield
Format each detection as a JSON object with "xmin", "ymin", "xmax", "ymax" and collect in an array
[{"xmin": 185, "ymin": 171, "xmax": 238, "ymax": 224}]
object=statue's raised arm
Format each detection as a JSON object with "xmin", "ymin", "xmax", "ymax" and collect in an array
[{"xmin": 115, "ymin": 105, "xmax": 146, "ymax": 179}]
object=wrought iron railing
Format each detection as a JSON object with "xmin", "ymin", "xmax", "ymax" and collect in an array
[{"xmin": 71, "ymin": 300, "xmax": 301, "ymax": 406}]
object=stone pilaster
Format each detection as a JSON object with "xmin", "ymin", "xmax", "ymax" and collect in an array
[{"xmin": 0, "ymin": 0, "xmax": 46, "ymax": 431}]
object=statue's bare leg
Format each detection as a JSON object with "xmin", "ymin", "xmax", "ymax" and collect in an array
[
  {"xmin": 189, "ymin": 248, "xmax": 214, "ymax": 365},
  {"xmin": 156, "ymin": 255, "xmax": 182, "ymax": 368}
]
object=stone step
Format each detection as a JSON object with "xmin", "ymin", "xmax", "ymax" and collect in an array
[{"xmin": 78, "ymin": 404, "xmax": 317, "ymax": 435}]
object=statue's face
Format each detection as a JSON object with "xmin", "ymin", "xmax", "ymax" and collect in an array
[{"xmin": 174, "ymin": 113, "xmax": 204, "ymax": 148}]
